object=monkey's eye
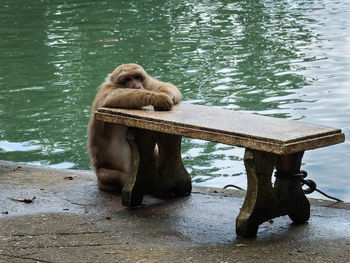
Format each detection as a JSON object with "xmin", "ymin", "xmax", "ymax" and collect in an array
[
  {"xmin": 125, "ymin": 77, "xmax": 131, "ymax": 82},
  {"xmin": 134, "ymin": 75, "xmax": 140, "ymax": 80}
]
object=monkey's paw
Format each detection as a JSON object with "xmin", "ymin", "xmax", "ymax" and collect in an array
[{"xmin": 153, "ymin": 93, "xmax": 173, "ymax": 111}]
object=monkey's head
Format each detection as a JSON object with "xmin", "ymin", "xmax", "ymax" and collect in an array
[{"xmin": 108, "ymin": 63, "xmax": 147, "ymax": 89}]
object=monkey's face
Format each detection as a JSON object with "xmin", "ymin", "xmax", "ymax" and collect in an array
[
  {"xmin": 111, "ymin": 64, "xmax": 146, "ymax": 90},
  {"xmin": 123, "ymin": 74, "xmax": 145, "ymax": 89}
]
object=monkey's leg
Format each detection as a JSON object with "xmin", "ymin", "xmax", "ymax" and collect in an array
[
  {"xmin": 236, "ymin": 149, "xmax": 280, "ymax": 237},
  {"xmin": 96, "ymin": 167, "xmax": 128, "ymax": 193},
  {"xmin": 274, "ymin": 151, "xmax": 310, "ymax": 224},
  {"xmin": 153, "ymin": 133, "xmax": 192, "ymax": 197}
]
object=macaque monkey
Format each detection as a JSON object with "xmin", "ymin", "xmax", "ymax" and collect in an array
[{"xmin": 88, "ymin": 64, "xmax": 182, "ymax": 192}]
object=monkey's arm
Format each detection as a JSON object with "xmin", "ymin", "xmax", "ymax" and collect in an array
[
  {"xmin": 145, "ymin": 78, "xmax": 182, "ymax": 104},
  {"xmin": 104, "ymin": 89, "xmax": 173, "ymax": 110}
]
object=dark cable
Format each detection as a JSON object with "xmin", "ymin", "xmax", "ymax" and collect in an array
[
  {"xmin": 223, "ymin": 170, "xmax": 344, "ymax": 203},
  {"xmin": 223, "ymin": 184, "xmax": 245, "ymax": 191}
]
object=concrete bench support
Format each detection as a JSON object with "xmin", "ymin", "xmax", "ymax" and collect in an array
[
  {"xmin": 122, "ymin": 129, "xmax": 191, "ymax": 207},
  {"xmin": 236, "ymin": 149, "xmax": 309, "ymax": 237}
]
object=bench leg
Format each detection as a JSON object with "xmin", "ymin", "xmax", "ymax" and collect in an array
[
  {"xmin": 236, "ymin": 149, "xmax": 279, "ymax": 237},
  {"xmin": 122, "ymin": 130, "xmax": 191, "ymax": 207},
  {"xmin": 153, "ymin": 133, "xmax": 192, "ymax": 197},
  {"xmin": 236, "ymin": 149, "xmax": 310, "ymax": 237},
  {"xmin": 274, "ymin": 151, "xmax": 310, "ymax": 224},
  {"xmin": 122, "ymin": 129, "xmax": 158, "ymax": 207}
]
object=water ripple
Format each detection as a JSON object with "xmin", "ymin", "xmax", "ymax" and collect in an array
[{"xmin": 0, "ymin": 0, "xmax": 349, "ymax": 200}]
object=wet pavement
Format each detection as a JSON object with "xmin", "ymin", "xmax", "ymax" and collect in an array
[{"xmin": 1, "ymin": 160, "xmax": 349, "ymax": 262}]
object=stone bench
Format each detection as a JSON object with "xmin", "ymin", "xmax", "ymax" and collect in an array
[{"xmin": 95, "ymin": 103, "xmax": 345, "ymax": 237}]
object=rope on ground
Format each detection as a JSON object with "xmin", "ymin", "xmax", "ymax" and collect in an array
[
  {"xmin": 223, "ymin": 170, "xmax": 344, "ymax": 203},
  {"xmin": 290, "ymin": 170, "xmax": 344, "ymax": 203},
  {"xmin": 223, "ymin": 184, "xmax": 245, "ymax": 191}
]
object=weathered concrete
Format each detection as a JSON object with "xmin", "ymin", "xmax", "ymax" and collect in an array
[
  {"xmin": 1, "ymin": 160, "xmax": 349, "ymax": 263},
  {"xmin": 96, "ymin": 104, "xmax": 345, "ymax": 154}
]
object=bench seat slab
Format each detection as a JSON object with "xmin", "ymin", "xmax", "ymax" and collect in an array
[{"xmin": 96, "ymin": 104, "xmax": 345, "ymax": 155}]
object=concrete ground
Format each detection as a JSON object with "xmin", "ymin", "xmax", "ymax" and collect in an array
[{"xmin": 0, "ymin": 160, "xmax": 349, "ymax": 263}]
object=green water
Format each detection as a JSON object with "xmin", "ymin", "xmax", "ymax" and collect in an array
[{"xmin": 1, "ymin": 0, "xmax": 349, "ymax": 201}]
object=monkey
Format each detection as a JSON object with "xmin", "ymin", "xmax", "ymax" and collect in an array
[{"xmin": 88, "ymin": 63, "xmax": 182, "ymax": 192}]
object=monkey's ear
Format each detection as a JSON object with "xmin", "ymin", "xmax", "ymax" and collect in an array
[{"xmin": 105, "ymin": 73, "xmax": 114, "ymax": 84}]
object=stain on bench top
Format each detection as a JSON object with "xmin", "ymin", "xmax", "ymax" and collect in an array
[{"xmin": 95, "ymin": 103, "xmax": 345, "ymax": 155}]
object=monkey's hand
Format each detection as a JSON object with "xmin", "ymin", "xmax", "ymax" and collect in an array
[
  {"xmin": 158, "ymin": 86, "xmax": 182, "ymax": 105},
  {"xmin": 153, "ymin": 93, "xmax": 173, "ymax": 111}
]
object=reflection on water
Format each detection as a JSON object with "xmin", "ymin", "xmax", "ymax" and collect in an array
[{"xmin": 0, "ymin": 0, "xmax": 349, "ymax": 201}]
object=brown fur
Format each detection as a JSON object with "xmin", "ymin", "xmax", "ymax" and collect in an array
[{"xmin": 88, "ymin": 64, "xmax": 182, "ymax": 191}]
